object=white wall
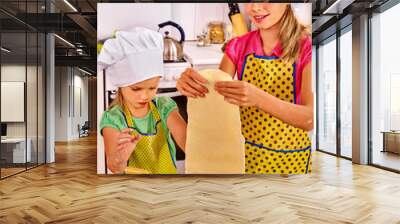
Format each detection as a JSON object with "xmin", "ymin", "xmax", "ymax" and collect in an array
[
  {"xmin": 97, "ymin": 3, "xmax": 172, "ymax": 40},
  {"xmin": 1, "ymin": 64, "xmax": 46, "ymax": 163},
  {"xmin": 71, "ymin": 73, "xmax": 89, "ymax": 138},
  {"xmin": 54, "ymin": 67, "xmax": 89, "ymax": 141},
  {"xmin": 1, "ymin": 65, "xmax": 26, "ymax": 140},
  {"xmin": 55, "ymin": 67, "xmax": 68, "ymax": 141},
  {"xmin": 1, "ymin": 66, "xmax": 25, "ymax": 128},
  {"xmin": 1, "ymin": 65, "xmax": 34, "ymax": 138}
]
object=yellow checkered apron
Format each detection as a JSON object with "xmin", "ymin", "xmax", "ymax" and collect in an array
[{"xmin": 123, "ymin": 101, "xmax": 176, "ymax": 174}]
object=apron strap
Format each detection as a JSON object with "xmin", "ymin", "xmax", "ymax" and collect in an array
[{"xmin": 122, "ymin": 101, "xmax": 162, "ymax": 135}]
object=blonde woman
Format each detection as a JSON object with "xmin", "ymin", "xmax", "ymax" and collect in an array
[{"xmin": 177, "ymin": 3, "xmax": 313, "ymax": 174}]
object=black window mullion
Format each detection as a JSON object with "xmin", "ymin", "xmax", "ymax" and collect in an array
[
  {"xmin": 367, "ymin": 10, "xmax": 373, "ymax": 165},
  {"xmin": 36, "ymin": 0, "xmax": 39, "ymax": 167},
  {"xmin": 44, "ymin": 32, "xmax": 47, "ymax": 164},
  {"xmin": 316, "ymin": 45, "xmax": 319, "ymax": 151},
  {"xmin": 44, "ymin": 0, "xmax": 48, "ymax": 165},
  {"xmin": 25, "ymin": 0, "xmax": 28, "ymax": 171},
  {"xmin": 336, "ymin": 24, "xmax": 341, "ymax": 157}
]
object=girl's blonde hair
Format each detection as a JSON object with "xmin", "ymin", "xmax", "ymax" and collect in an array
[
  {"xmin": 279, "ymin": 4, "xmax": 311, "ymax": 64},
  {"xmin": 109, "ymin": 88, "xmax": 124, "ymax": 109}
]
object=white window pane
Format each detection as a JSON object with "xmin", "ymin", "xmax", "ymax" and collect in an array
[
  {"xmin": 340, "ymin": 29, "xmax": 352, "ymax": 158},
  {"xmin": 318, "ymin": 37, "xmax": 337, "ymax": 154}
]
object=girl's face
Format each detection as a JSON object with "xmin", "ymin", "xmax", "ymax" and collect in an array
[
  {"xmin": 245, "ymin": 3, "xmax": 288, "ymax": 30},
  {"xmin": 120, "ymin": 76, "xmax": 160, "ymax": 110}
]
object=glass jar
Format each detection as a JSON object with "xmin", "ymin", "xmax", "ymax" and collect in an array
[{"xmin": 208, "ymin": 21, "xmax": 225, "ymax": 44}]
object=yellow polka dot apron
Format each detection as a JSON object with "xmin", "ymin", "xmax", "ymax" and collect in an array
[
  {"xmin": 123, "ymin": 101, "xmax": 176, "ymax": 174},
  {"xmin": 239, "ymin": 54, "xmax": 312, "ymax": 174}
]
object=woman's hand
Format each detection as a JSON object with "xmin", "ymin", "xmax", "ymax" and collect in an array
[
  {"xmin": 176, "ymin": 68, "xmax": 209, "ymax": 98},
  {"xmin": 214, "ymin": 80, "xmax": 262, "ymax": 107}
]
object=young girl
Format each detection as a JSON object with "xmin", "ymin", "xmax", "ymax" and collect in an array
[
  {"xmin": 98, "ymin": 27, "xmax": 187, "ymax": 174},
  {"xmin": 177, "ymin": 3, "xmax": 313, "ymax": 174}
]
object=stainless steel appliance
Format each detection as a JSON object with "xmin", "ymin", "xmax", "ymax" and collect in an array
[{"xmin": 158, "ymin": 21, "xmax": 185, "ymax": 62}]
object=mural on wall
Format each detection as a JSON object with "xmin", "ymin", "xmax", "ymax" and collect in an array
[{"xmin": 97, "ymin": 3, "xmax": 313, "ymax": 175}]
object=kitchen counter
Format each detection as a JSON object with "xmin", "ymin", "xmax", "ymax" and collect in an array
[{"xmin": 183, "ymin": 41, "xmax": 224, "ymax": 67}]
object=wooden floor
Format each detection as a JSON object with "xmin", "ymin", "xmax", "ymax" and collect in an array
[
  {"xmin": 1, "ymin": 163, "xmax": 45, "ymax": 178},
  {"xmin": 373, "ymin": 150, "xmax": 400, "ymax": 171},
  {"xmin": 1, "ymin": 167, "xmax": 26, "ymax": 178},
  {"xmin": 1, "ymin": 135, "xmax": 400, "ymax": 223}
]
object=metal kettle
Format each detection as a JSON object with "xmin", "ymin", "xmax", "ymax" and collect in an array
[{"xmin": 158, "ymin": 21, "xmax": 185, "ymax": 62}]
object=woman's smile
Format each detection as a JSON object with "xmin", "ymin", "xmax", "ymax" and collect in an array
[{"xmin": 253, "ymin": 14, "xmax": 270, "ymax": 23}]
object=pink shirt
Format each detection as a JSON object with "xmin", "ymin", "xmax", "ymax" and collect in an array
[{"xmin": 225, "ymin": 30, "xmax": 312, "ymax": 104}]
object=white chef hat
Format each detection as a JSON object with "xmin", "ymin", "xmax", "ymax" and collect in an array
[{"xmin": 98, "ymin": 27, "xmax": 164, "ymax": 87}]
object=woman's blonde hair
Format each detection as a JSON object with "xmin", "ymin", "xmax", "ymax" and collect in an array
[
  {"xmin": 109, "ymin": 88, "xmax": 124, "ymax": 109},
  {"xmin": 279, "ymin": 4, "xmax": 311, "ymax": 64}
]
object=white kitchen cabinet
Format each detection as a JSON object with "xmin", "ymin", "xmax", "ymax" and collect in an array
[
  {"xmin": 97, "ymin": 3, "xmax": 172, "ymax": 40},
  {"xmin": 184, "ymin": 41, "xmax": 224, "ymax": 70},
  {"xmin": 171, "ymin": 4, "xmax": 196, "ymax": 41}
]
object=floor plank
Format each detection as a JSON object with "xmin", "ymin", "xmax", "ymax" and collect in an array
[{"xmin": 0, "ymin": 135, "xmax": 400, "ymax": 223}]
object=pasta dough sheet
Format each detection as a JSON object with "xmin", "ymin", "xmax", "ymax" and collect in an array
[{"xmin": 185, "ymin": 69, "xmax": 245, "ymax": 174}]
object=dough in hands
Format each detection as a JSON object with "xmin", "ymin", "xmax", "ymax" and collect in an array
[{"xmin": 185, "ymin": 69, "xmax": 245, "ymax": 174}]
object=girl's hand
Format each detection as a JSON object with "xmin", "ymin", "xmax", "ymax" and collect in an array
[
  {"xmin": 215, "ymin": 81, "xmax": 262, "ymax": 107},
  {"xmin": 176, "ymin": 68, "xmax": 209, "ymax": 98},
  {"xmin": 116, "ymin": 128, "xmax": 141, "ymax": 162}
]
